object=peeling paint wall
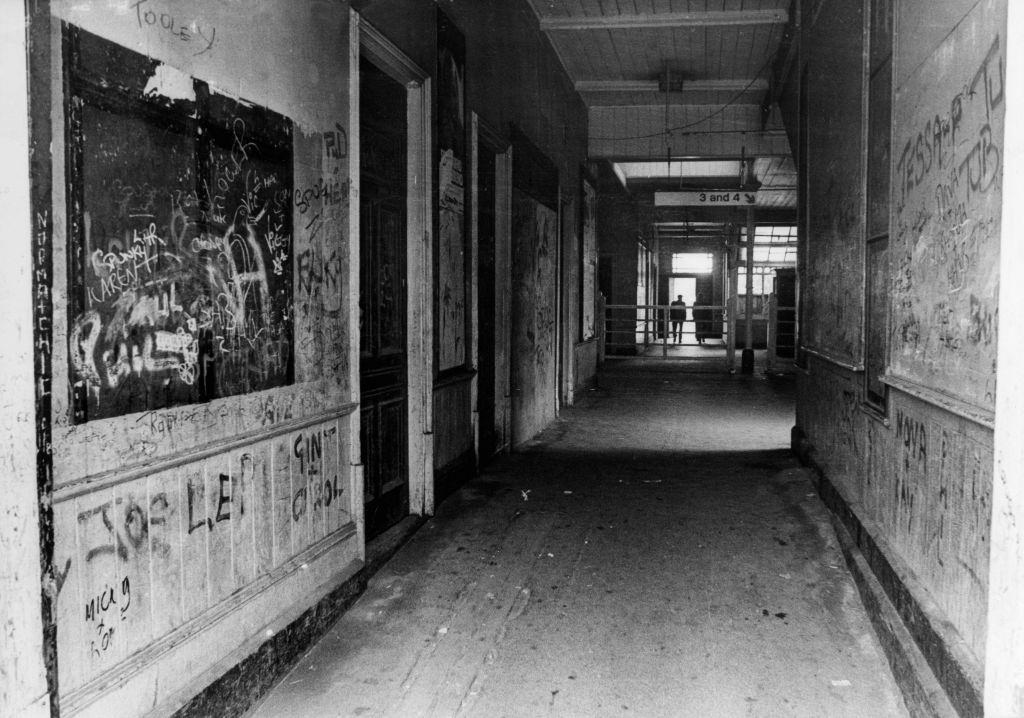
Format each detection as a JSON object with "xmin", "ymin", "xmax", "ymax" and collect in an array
[
  {"xmin": 0, "ymin": 2, "xmax": 51, "ymax": 713},
  {"xmin": 45, "ymin": 2, "xmax": 359, "ymax": 714}
]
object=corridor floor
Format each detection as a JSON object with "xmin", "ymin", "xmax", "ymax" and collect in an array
[{"xmin": 250, "ymin": 363, "xmax": 908, "ymax": 718}]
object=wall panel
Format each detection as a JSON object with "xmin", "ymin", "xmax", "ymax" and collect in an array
[
  {"xmin": 889, "ymin": 0, "xmax": 1003, "ymax": 413},
  {"xmin": 47, "ymin": 2, "xmax": 360, "ymax": 714},
  {"xmin": 511, "ymin": 190, "xmax": 559, "ymax": 444},
  {"xmin": 795, "ymin": 0, "xmax": 1005, "ymax": 704},
  {"xmin": 801, "ymin": 0, "xmax": 865, "ymax": 365}
]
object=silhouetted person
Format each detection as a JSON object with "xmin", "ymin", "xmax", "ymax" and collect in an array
[
  {"xmin": 694, "ymin": 293, "xmax": 712, "ymax": 344},
  {"xmin": 670, "ymin": 295, "xmax": 687, "ymax": 343}
]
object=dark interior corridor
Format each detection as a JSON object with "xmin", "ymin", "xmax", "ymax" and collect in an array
[{"xmin": 3, "ymin": 2, "xmax": 1016, "ymax": 715}]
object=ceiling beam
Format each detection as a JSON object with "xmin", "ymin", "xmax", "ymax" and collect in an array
[
  {"xmin": 540, "ymin": 9, "xmax": 787, "ymax": 31},
  {"xmin": 576, "ymin": 79, "xmax": 769, "ymax": 94},
  {"xmin": 761, "ymin": 0, "xmax": 799, "ymax": 130}
]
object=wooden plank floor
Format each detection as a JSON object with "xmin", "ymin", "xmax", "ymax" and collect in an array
[{"xmin": 249, "ymin": 364, "xmax": 907, "ymax": 717}]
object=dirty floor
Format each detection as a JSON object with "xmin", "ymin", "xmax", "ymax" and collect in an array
[{"xmin": 249, "ymin": 362, "xmax": 908, "ymax": 718}]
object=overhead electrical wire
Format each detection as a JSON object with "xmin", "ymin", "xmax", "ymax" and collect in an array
[{"xmin": 588, "ymin": 38, "xmax": 780, "ymax": 143}]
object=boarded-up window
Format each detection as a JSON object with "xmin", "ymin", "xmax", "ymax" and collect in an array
[{"xmin": 65, "ymin": 27, "xmax": 294, "ymax": 423}]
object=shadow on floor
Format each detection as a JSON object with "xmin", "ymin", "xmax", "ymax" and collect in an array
[{"xmin": 248, "ymin": 364, "xmax": 906, "ymax": 718}]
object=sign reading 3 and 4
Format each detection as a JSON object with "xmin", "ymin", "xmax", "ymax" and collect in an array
[{"xmin": 654, "ymin": 191, "xmax": 758, "ymax": 207}]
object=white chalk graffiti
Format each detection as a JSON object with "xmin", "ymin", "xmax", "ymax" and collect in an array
[{"xmin": 71, "ymin": 121, "xmax": 293, "ymax": 420}]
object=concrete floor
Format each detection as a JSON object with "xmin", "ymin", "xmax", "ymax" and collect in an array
[
  {"xmin": 635, "ymin": 338, "xmax": 730, "ymax": 361},
  {"xmin": 249, "ymin": 363, "xmax": 907, "ymax": 718}
]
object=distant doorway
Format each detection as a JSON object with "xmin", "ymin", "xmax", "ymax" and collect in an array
[
  {"xmin": 669, "ymin": 276, "xmax": 697, "ymax": 306},
  {"xmin": 668, "ymin": 277, "xmax": 696, "ymax": 343}
]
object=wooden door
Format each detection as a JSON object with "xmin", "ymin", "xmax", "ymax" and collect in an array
[
  {"xmin": 510, "ymin": 189, "xmax": 559, "ymax": 445},
  {"xmin": 359, "ymin": 58, "xmax": 409, "ymax": 539}
]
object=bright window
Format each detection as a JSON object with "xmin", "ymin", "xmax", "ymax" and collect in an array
[
  {"xmin": 742, "ymin": 225, "xmax": 798, "ymax": 265},
  {"xmin": 671, "ymin": 252, "xmax": 714, "ymax": 274},
  {"xmin": 753, "ymin": 245, "xmax": 797, "ymax": 263},
  {"xmin": 737, "ymin": 266, "xmax": 775, "ymax": 296}
]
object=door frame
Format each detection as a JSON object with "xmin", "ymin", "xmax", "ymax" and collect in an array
[
  {"xmin": 353, "ymin": 14, "xmax": 434, "ymax": 542},
  {"xmin": 469, "ymin": 114, "xmax": 510, "ymax": 465}
]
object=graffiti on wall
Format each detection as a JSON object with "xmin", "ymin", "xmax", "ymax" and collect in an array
[
  {"xmin": 53, "ymin": 417, "xmax": 350, "ymax": 692},
  {"xmin": 436, "ymin": 9, "xmax": 467, "ymax": 371},
  {"xmin": 66, "ymin": 27, "xmax": 295, "ymax": 423},
  {"xmin": 582, "ymin": 176, "xmax": 597, "ymax": 341},
  {"xmin": 805, "ymin": 172, "xmax": 862, "ymax": 361},
  {"xmin": 292, "ymin": 124, "xmax": 349, "ymax": 382},
  {"xmin": 884, "ymin": 402, "xmax": 991, "ymax": 660},
  {"xmin": 511, "ymin": 190, "xmax": 558, "ymax": 443},
  {"xmin": 890, "ymin": 2, "xmax": 1003, "ymax": 409}
]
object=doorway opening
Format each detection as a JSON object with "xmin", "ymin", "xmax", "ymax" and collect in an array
[
  {"xmin": 668, "ymin": 276, "xmax": 696, "ymax": 344},
  {"xmin": 476, "ymin": 139, "xmax": 498, "ymax": 463},
  {"xmin": 359, "ymin": 56, "xmax": 409, "ymax": 540}
]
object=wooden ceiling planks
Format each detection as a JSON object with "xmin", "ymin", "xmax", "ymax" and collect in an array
[
  {"xmin": 592, "ymin": 86, "xmax": 762, "ymax": 106},
  {"xmin": 525, "ymin": 0, "xmax": 794, "ymax": 165}
]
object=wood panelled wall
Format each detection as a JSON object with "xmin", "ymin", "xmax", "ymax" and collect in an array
[
  {"xmin": 45, "ymin": 2, "xmax": 360, "ymax": 714},
  {"xmin": 787, "ymin": 0, "xmax": 1005, "ymax": 712}
]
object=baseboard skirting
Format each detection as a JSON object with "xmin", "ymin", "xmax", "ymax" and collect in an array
[
  {"xmin": 791, "ymin": 426, "xmax": 983, "ymax": 718},
  {"xmin": 434, "ymin": 448, "xmax": 477, "ymax": 504}
]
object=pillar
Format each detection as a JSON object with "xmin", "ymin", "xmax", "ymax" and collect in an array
[{"xmin": 985, "ymin": 1, "xmax": 1024, "ymax": 712}]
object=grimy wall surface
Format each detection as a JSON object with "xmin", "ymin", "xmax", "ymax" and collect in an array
[
  {"xmin": 3, "ymin": 3, "xmax": 594, "ymax": 714},
  {"xmin": 45, "ymin": 2, "xmax": 360, "ymax": 715},
  {"xmin": 801, "ymin": 0, "xmax": 865, "ymax": 365},
  {"xmin": 792, "ymin": 0, "xmax": 1005, "ymax": 711},
  {"xmin": 0, "ymin": 3, "xmax": 50, "ymax": 715},
  {"xmin": 358, "ymin": 0, "xmax": 590, "ymax": 460}
]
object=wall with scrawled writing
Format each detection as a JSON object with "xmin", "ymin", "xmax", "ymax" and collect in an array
[
  {"xmin": 356, "ymin": 0, "xmax": 590, "ymax": 482},
  {"xmin": 511, "ymin": 190, "xmax": 559, "ymax": 445},
  {"xmin": 47, "ymin": 2, "xmax": 357, "ymax": 715},
  {"xmin": 890, "ymin": 0, "xmax": 1003, "ymax": 412},
  {"xmin": 582, "ymin": 177, "xmax": 598, "ymax": 342},
  {"xmin": 794, "ymin": 0, "xmax": 1004, "ymax": 689},
  {"xmin": 800, "ymin": 0, "xmax": 865, "ymax": 364},
  {"xmin": 798, "ymin": 359, "xmax": 992, "ymax": 666}
]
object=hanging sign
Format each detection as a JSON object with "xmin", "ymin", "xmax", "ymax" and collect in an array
[{"xmin": 655, "ymin": 190, "xmax": 758, "ymax": 207}]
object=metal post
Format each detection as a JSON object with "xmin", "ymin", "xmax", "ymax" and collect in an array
[
  {"xmin": 741, "ymin": 207, "xmax": 755, "ymax": 374},
  {"xmin": 662, "ymin": 303, "xmax": 669, "ymax": 357},
  {"xmin": 726, "ymin": 240, "xmax": 737, "ymax": 371}
]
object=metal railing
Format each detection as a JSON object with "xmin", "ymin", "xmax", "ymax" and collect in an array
[
  {"xmin": 767, "ymin": 297, "xmax": 798, "ymax": 372},
  {"xmin": 599, "ymin": 299, "xmax": 798, "ymax": 372},
  {"xmin": 602, "ymin": 304, "xmax": 730, "ymax": 361}
]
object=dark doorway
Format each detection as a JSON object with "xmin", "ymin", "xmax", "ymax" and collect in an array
[
  {"xmin": 477, "ymin": 141, "xmax": 498, "ymax": 463},
  {"xmin": 774, "ymin": 268, "xmax": 797, "ymax": 359},
  {"xmin": 359, "ymin": 57, "xmax": 409, "ymax": 539}
]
